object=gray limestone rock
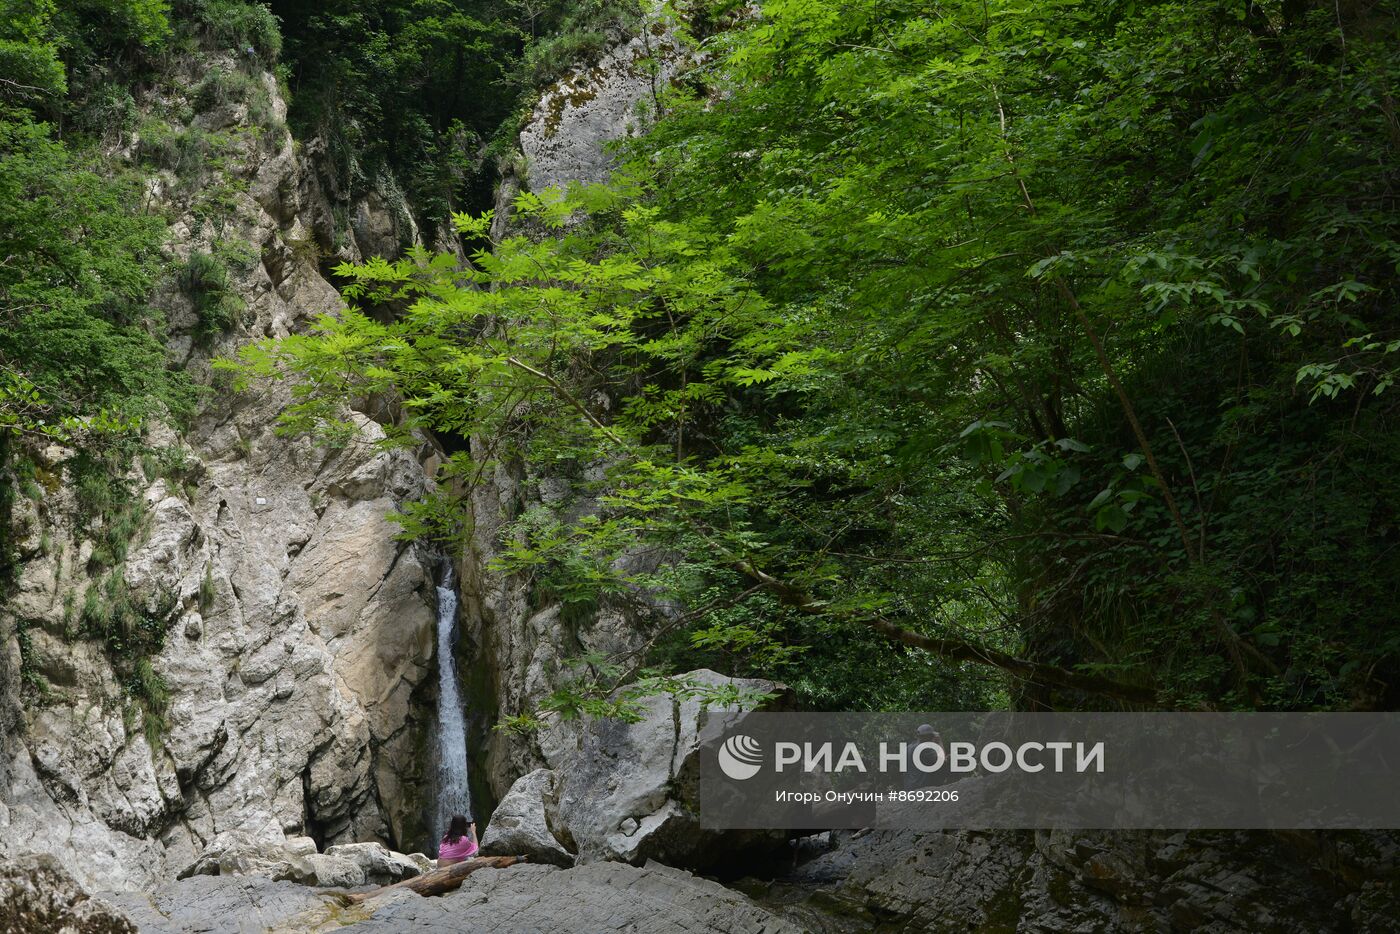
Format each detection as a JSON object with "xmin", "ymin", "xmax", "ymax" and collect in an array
[
  {"xmin": 180, "ymin": 835, "xmax": 424, "ymax": 889},
  {"xmin": 102, "ymin": 874, "xmax": 331, "ymax": 934},
  {"xmin": 479, "ymin": 769, "xmax": 574, "ymax": 867},
  {"xmin": 553, "ymin": 669, "xmax": 788, "ymax": 870},
  {"xmin": 519, "ymin": 23, "xmax": 688, "ymax": 194},
  {"xmin": 345, "ymin": 861, "xmax": 803, "ymax": 934},
  {"xmin": 0, "ymin": 50, "xmax": 441, "ymax": 893},
  {"xmin": 0, "ymin": 854, "xmax": 137, "ymax": 934},
  {"xmin": 180, "ymin": 833, "xmax": 319, "ymax": 884},
  {"xmin": 322, "ymin": 843, "xmax": 424, "ymax": 887}
]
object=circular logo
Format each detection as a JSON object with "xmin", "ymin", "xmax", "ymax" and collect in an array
[{"xmin": 718, "ymin": 734, "xmax": 763, "ymax": 780}]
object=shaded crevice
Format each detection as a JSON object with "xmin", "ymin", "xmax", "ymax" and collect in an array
[{"xmin": 301, "ymin": 765, "xmax": 327, "ymax": 852}]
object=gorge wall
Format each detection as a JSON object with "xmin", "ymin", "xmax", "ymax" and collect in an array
[
  {"xmin": 0, "ymin": 50, "xmax": 444, "ymax": 891},
  {"xmin": 4, "ymin": 14, "xmax": 1400, "ymax": 934},
  {"xmin": 0, "ymin": 12, "xmax": 696, "ymax": 893}
]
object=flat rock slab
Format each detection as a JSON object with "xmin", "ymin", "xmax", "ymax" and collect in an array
[
  {"xmin": 94, "ymin": 861, "xmax": 798, "ymax": 933},
  {"xmin": 348, "ymin": 862, "xmax": 801, "ymax": 934},
  {"xmin": 101, "ymin": 875, "xmax": 333, "ymax": 933}
]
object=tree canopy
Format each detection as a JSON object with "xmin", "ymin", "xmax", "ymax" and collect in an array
[
  {"xmin": 239, "ymin": 0, "xmax": 1400, "ymax": 714},
  {"xmin": 269, "ymin": 0, "xmax": 643, "ymax": 222},
  {"xmin": 0, "ymin": 0, "xmax": 192, "ymax": 444}
]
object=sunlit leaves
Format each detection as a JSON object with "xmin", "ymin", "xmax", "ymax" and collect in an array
[{"xmin": 246, "ymin": 0, "xmax": 1400, "ymax": 713}]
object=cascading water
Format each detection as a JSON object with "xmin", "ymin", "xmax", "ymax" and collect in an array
[{"xmin": 433, "ymin": 564, "xmax": 472, "ymax": 852}]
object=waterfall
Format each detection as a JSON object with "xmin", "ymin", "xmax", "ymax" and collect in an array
[{"xmin": 434, "ymin": 564, "xmax": 472, "ymax": 850}]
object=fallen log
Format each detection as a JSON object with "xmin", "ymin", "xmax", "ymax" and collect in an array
[{"xmin": 346, "ymin": 856, "xmax": 525, "ymax": 903}]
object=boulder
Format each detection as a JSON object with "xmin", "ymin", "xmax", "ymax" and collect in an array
[
  {"xmin": 553, "ymin": 668, "xmax": 788, "ymax": 870},
  {"xmin": 180, "ymin": 833, "xmax": 318, "ymax": 883},
  {"xmin": 480, "ymin": 769, "xmax": 574, "ymax": 867},
  {"xmin": 322, "ymin": 842, "xmax": 424, "ymax": 886},
  {"xmin": 0, "ymin": 853, "xmax": 137, "ymax": 933},
  {"xmin": 181, "ymin": 834, "xmax": 423, "ymax": 888}
]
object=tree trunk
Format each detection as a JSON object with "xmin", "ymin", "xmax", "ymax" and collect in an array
[{"xmin": 346, "ymin": 856, "xmax": 525, "ymax": 903}]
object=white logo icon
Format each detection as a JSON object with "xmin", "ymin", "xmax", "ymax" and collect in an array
[{"xmin": 718, "ymin": 734, "xmax": 763, "ymax": 780}]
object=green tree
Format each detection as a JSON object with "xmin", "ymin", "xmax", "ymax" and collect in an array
[
  {"xmin": 237, "ymin": 0, "xmax": 1400, "ymax": 715},
  {"xmin": 0, "ymin": 116, "xmax": 190, "ymax": 440},
  {"xmin": 267, "ymin": 0, "xmax": 644, "ymax": 224}
]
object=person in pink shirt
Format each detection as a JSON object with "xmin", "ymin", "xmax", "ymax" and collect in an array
[{"xmin": 438, "ymin": 813, "xmax": 478, "ymax": 866}]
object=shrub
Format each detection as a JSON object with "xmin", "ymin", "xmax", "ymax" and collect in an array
[
  {"xmin": 513, "ymin": 0, "xmax": 643, "ymax": 90},
  {"xmin": 129, "ymin": 657, "xmax": 170, "ymax": 744},
  {"xmin": 138, "ymin": 119, "xmax": 214, "ymax": 177},
  {"xmin": 193, "ymin": 65, "xmax": 274, "ymax": 126},
  {"xmin": 213, "ymin": 236, "xmax": 258, "ymax": 271},
  {"xmin": 189, "ymin": 0, "xmax": 281, "ymax": 63},
  {"xmin": 199, "ymin": 561, "xmax": 215, "ymax": 611},
  {"xmin": 74, "ymin": 83, "xmax": 139, "ymax": 138},
  {"xmin": 283, "ymin": 233, "xmax": 321, "ymax": 267},
  {"xmin": 177, "ymin": 251, "xmax": 244, "ymax": 341},
  {"xmin": 73, "ymin": 454, "xmax": 123, "ymax": 518},
  {"xmin": 194, "ymin": 65, "xmax": 256, "ymax": 109},
  {"xmin": 83, "ymin": 572, "xmax": 177, "ymax": 743},
  {"xmin": 518, "ymin": 28, "xmax": 611, "ymax": 88}
]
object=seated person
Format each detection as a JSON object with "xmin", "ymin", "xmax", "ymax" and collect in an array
[{"xmin": 438, "ymin": 813, "xmax": 478, "ymax": 866}]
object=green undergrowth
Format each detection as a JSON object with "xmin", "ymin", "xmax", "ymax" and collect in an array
[
  {"xmin": 72, "ymin": 451, "xmax": 147, "ymax": 573},
  {"xmin": 67, "ymin": 446, "xmax": 179, "ymax": 741},
  {"xmin": 81, "ymin": 569, "xmax": 179, "ymax": 745},
  {"xmin": 177, "ymin": 251, "xmax": 246, "ymax": 343}
]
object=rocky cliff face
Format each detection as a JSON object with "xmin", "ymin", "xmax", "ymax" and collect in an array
[
  {"xmin": 5, "ymin": 21, "xmax": 1398, "ymax": 934},
  {"xmin": 517, "ymin": 24, "xmax": 686, "ymax": 193},
  {"xmin": 0, "ymin": 53, "xmax": 443, "ymax": 891},
  {"xmin": 462, "ymin": 10, "xmax": 691, "ymax": 808},
  {"xmin": 0, "ymin": 14, "xmax": 704, "ymax": 895}
]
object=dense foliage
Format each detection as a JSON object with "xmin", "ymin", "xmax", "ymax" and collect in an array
[
  {"xmin": 242, "ymin": 0, "xmax": 1400, "ymax": 716},
  {"xmin": 0, "ymin": 0, "xmax": 193, "ymax": 445},
  {"xmin": 269, "ymin": 0, "xmax": 642, "ymax": 223},
  {"xmin": 246, "ymin": 0, "xmax": 1400, "ymax": 716},
  {"xmin": 626, "ymin": 0, "xmax": 1400, "ymax": 712}
]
